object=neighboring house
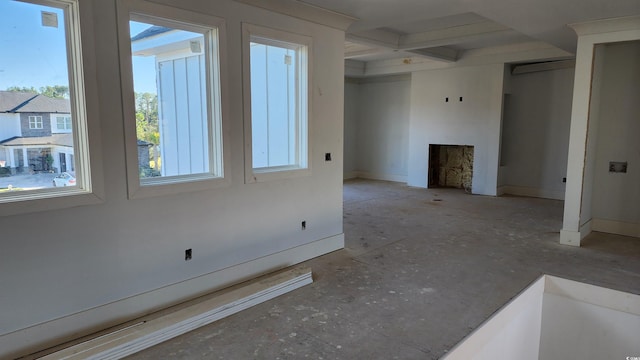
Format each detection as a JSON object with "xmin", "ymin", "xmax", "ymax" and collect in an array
[
  {"xmin": 131, "ymin": 26, "xmax": 209, "ymax": 177},
  {"xmin": 0, "ymin": 91, "xmax": 74, "ymax": 174}
]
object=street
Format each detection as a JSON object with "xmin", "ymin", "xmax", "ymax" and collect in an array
[{"xmin": 0, "ymin": 173, "xmax": 59, "ymax": 191}]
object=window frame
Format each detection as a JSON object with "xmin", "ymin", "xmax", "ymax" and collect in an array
[
  {"xmin": 29, "ymin": 115, "xmax": 44, "ymax": 129},
  {"xmin": 0, "ymin": 0, "xmax": 104, "ymax": 216},
  {"xmin": 116, "ymin": 0, "xmax": 230, "ymax": 199},
  {"xmin": 242, "ymin": 22, "xmax": 312, "ymax": 183},
  {"xmin": 55, "ymin": 115, "xmax": 72, "ymax": 130}
]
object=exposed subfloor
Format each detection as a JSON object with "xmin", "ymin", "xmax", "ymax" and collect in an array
[{"xmin": 126, "ymin": 179, "xmax": 640, "ymax": 359}]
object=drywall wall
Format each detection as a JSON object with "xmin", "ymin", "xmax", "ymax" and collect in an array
[
  {"xmin": 560, "ymin": 17, "xmax": 640, "ymax": 245},
  {"xmin": 500, "ymin": 67, "xmax": 574, "ymax": 200},
  {"xmin": 443, "ymin": 276, "xmax": 544, "ymax": 360},
  {"xmin": 579, "ymin": 45, "xmax": 606, "ymax": 227},
  {"xmin": 352, "ymin": 75, "xmax": 410, "ymax": 182},
  {"xmin": 343, "ymin": 79, "xmax": 359, "ymax": 179},
  {"xmin": 589, "ymin": 41, "xmax": 640, "ymax": 235},
  {"xmin": 408, "ymin": 65, "xmax": 504, "ymax": 195},
  {"xmin": 539, "ymin": 293, "xmax": 640, "ymax": 359},
  {"xmin": 0, "ymin": 0, "xmax": 348, "ymax": 358}
]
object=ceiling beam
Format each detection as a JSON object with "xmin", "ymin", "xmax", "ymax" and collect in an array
[
  {"xmin": 398, "ymin": 21, "xmax": 511, "ymax": 50},
  {"xmin": 346, "ymin": 29, "xmax": 401, "ymax": 49},
  {"xmin": 406, "ymin": 47, "xmax": 459, "ymax": 62},
  {"xmin": 232, "ymin": 0, "xmax": 357, "ymax": 31},
  {"xmin": 511, "ymin": 60, "xmax": 575, "ymax": 75},
  {"xmin": 345, "ymin": 21, "xmax": 515, "ymax": 63}
]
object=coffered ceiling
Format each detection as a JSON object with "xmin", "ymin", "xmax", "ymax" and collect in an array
[{"xmin": 299, "ymin": 0, "xmax": 640, "ymax": 62}]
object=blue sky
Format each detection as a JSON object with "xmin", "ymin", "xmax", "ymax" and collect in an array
[
  {"xmin": 0, "ymin": 1, "xmax": 157, "ymax": 94},
  {"xmin": 0, "ymin": 1, "xmax": 68, "ymax": 91}
]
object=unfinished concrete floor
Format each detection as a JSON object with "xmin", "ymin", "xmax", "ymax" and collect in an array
[{"xmin": 127, "ymin": 179, "xmax": 640, "ymax": 359}]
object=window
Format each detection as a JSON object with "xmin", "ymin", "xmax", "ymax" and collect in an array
[
  {"xmin": 0, "ymin": 0, "xmax": 96, "ymax": 210},
  {"xmin": 118, "ymin": 0, "xmax": 227, "ymax": 198},
  {"xmin": 243, "ymin": 24, "xmax": 310, "ymax": 182},
  {"xmin": 29, "ymin": 116, "xmax": 44, "ymax": 129},
  {"xmin": 56, "ymin": 116, "xmax": 72, "ymax": 130}
]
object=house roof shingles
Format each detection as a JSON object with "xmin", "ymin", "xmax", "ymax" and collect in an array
[
  {"xmin": 0, "ymin": 91, "xmax": 70, "ymax": 113},
  {"xmin": 0, "ymin": 133, "xmax": 73, "ymax": 147},
  {"xmin": 0, "ymin": 91, "xmax": 38, "ymax": 112},
  {"xmin": 131, "ymin": 25, "xmax": 172, "ymax": 42}
]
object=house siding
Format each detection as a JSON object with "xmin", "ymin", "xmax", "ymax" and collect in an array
[{"xmin": 20, "ymin": 112, "xmax": 51, "ymax": 137}]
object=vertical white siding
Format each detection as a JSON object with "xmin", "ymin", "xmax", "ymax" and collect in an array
[{"xmin": 158, "ymin": 54, "xmax": 208, "ymax": 176}]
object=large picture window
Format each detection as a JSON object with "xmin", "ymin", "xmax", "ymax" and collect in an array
[
  {"xmin": 118, "ymin": 0, "xmax": 227, "ymax": 198},
  {"xmin": 0, "ymin": 0, "xmax": 94, "ymax": 208},
  {"xmin": 243, "ymin": 24, "xmax": 310, "ymax": 182}
]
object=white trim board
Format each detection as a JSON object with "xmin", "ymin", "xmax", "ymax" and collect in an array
[
  {"xmin": 498, "ymin": 185, "xmax": 565, "ymax": 200},
  {"xmin": 1, "ymin": 234, "xmax": 343, "ymax": 359},
  {"xmin": 40, "ymin": 267, "xmax": 313, "ymax": 360},
  {"xmin": 592, "ymin": 218, "xmax": 640, "ymax": 238},
  {"xmin": 353, "ymin": 171, "xmax": 407, "ymax": 183}
]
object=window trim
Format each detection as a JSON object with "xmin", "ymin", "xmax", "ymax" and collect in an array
[
  {"xmin": 0, "ymin": 0, "xmax": 104, "ymax": 216},
  {"xmin": 55, "ymin": 115, "xmax": 72, "ymax": 130},
  {"xmin": 242, "ymin": 22, "xmax": 312, "ymax": 184},
  {"xmin": 116, "ymin": 0, "xmax": 230, "ymax": 199},
  {"xmin": 28, "ymin": 115, "xmax": 44, "ymax": 129}
]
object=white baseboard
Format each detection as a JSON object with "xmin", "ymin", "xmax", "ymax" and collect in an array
[
  {"xmin": 343, "ymin": 171, "xmax": 358, "ymax": 180},
  {"xmin": 498, "ymin": 185, "xmax": 565, "ymax": 200},
  {"xmin": 353, "ymin": 171, "xmax": 407, "ymax": 183},
  {"xmin": 0, "ymin": 234, "xmax": 344, "ymax": 360},
  {"xmin": 41, "ymin": 268, "xmax": 313, "ymax": 360},
  {"xmin": 560, "ymin": 229, "xmax": 581, "ymax": 246},
  {"xmin": 592, "ymin": 218, "xmax": 640, "ymax": 238}
]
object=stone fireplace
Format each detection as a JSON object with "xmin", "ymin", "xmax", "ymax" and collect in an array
[{"xmin": 428, "ymin": 144, "xmax": 474, "ymax": 191}]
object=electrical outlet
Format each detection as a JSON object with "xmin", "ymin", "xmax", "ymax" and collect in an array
[
  {"xmin": 185, "ymin": 248, "xmax": 192, "ymax": 261},
  {"xmin": 301, "ymin": 221, "xmax": 306, "ymax": 230},
  {"xmin": 562, "ymin": 177, "xmax": 566, "ymax": 183},
  {"xmin": 325, "ymin": 153, "xmax": 332, "ymax": 161}
]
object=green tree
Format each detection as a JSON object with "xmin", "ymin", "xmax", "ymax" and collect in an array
[
  {"xmin": 5, "ymin": 86, "xmax": 37, "ymax": 93},
  {"xmin": 134, "ymin": 92, "xmax": 160, "ymax": 170},
  {"xmin": 5, "ymin": 85, "xmax": 69, "ymax": 99},
  {"xmin": 134, "ymin": 92, "xmax": 159, "ymax": 144},
  {"xmin": 39, "ymin": 85, "xmax": 69, "ymax": 99}
]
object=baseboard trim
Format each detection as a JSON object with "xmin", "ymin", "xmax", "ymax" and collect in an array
[
  {"xmin": 1, "ymin": 234, "xmax": 344, "ymax": 360},
  {"xmin": 560, "ymin": 229, "xmax": 582, "ymax": 246},
  {"xmin": 41, "ymin": 268, "xmax": 313, "ymax": 360},
  {"xmin": 343, "ymin": 171, "xmax": 358, "ymax": 180},
  {"xmin": 592, "ymin": 218, "xmax": 640, "ymax": 238},
  {"xmin": 353, "ymin": 171, "xmax": 407, "ymax": 183},
  {"xmin": 498, "ymin": 185, "xmax": 565, "ymax": 200}
]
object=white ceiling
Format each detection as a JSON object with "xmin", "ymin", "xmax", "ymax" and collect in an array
[{"xmin": 300, "ymin": 0, "xmax": 640, "ymax": 62}]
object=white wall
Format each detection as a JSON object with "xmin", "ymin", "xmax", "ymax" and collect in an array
[
  {"xmin": 0, "ymin": 0, "xmax": 347, "ymax": 358},
  {"xmin": 589, "ymin": 41, "xmax": 640, "ymax": 234},
  {"xmin": 343, "ymin": 79, "xmax": 359, "ymax": 179},
  {"xmin": 560, "ymin": 17, "xmax": 640, "ymax": 246},
  {"xmin": 579, "ymin": 46, "xmax": 606, "ymax": 227},
  {"xmin": 539, "ymin": 293, "xmax": 640, "ymax": 359},
  {"xmin": 0, "ymin": 113, "xmax": 20, "ymax": 140},
  {"xmin": 408, "ymin": 65, "xmax": 504, "ymax": 195},
  {"xmin": 500, "ymin": 67, "xmax": 574, "ymax": 200},
  {"xmin": 345, "ymin": 75, "xmax": 411, "ymax": 182},
  {"xmin": 443, "ymin": 276, "xmax": 544, "ymax": 360}
]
